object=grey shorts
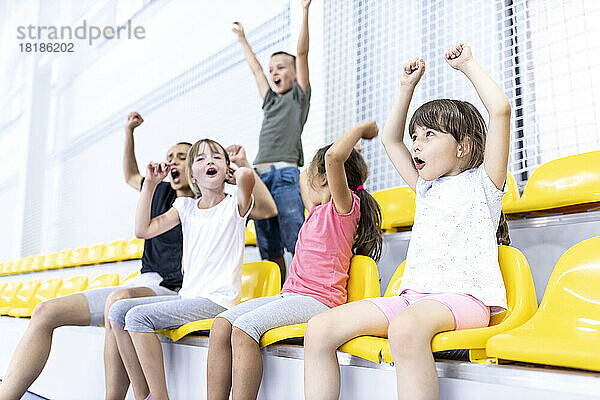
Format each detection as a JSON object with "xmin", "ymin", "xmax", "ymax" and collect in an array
[
  {"xmin": 82, "ymin": 272, "xmax": 177, "ymax": 326},
  {"xmin": 108, "ymin": 295, "xmax": 227, "ymax": 333},
  {"xmin": 217, "ymin": 292, "xmax": 330, "ymax": 343}
]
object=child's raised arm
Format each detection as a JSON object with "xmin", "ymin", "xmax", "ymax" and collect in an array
[
  {"xmin": 296, "ymin": 0, "xmax": 311, "ymax": 91},
  {"xmin": 226, "ymin": 144, "xmax": 277, "ymax": 219},
  {"xmin": 233, "ymin": 22, "xmax": 270, "ymax": 100},
  {"xmin": 381, "ymin": 58, "xmax": 425, "ymax": 192},
  {"xmin": 445, "ymin": 42, "xmax": 511, "ymax": 190},
  {"xmin": 135, "ymin": 162, "xmax": 181, "ymax": 239},
  {"xmin": 231, "ymin": 165, "xmax": 255, "ymax": 217},
  {"xmin": 326, "ymin": 121, "xmax": 378, "ymax": 214},
  {"xmin": 123, "ymin": 112, "xmax": 144, "ymax": 191}
]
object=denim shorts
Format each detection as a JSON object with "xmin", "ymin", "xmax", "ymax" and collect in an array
[{"xmin": 254, "ymin": 166, "xmax": 305, "ymax": 259}]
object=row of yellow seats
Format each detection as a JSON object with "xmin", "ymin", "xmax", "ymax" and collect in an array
[
  {"xmin": 160, "ymin": 238, "xmax": 600, "ymax": 373},
  {"xmin": 0, "ymin": 239, "xmax": 145, "ymax": 276},
  {"xmin": 0, "ymin": 271, "xmax": 131, "ymax": 318},
  {"xmin": 376, "ymin": 150, "xmax": 600, "ymax": 232}
]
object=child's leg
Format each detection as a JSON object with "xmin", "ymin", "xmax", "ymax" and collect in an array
[
  {"xmin": 207, "ymin": 296, "xmax": 281, "ymax": 400},
  {"xmin": 230, "ymin": 294, "xmax": 329, "ymax": 400},
  {"xmin": 0, "ymin": 294, "xmax": 91, "ymax": 400},
  {"xmin": 124, "ymin": 296, "xmax": 227, "ymax": 400},
  {"xmin": 388, "ymin": 300, "xmax": 454, "ymax": 400},
  {"xmin": 303, "ymin": 300, "xmax": 389, "ymax": 400},
  {"xmin": 109, "ymin": 296, "xmax": 177, "ymax": 400},
  {"xmin": 103, "ymin": 287, "xmax": 157, "ymax": 400}
]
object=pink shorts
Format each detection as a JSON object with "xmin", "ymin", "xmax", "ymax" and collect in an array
[{"xmin": 366, "ymin": 289, "xmax": 490, "ymax": 330}]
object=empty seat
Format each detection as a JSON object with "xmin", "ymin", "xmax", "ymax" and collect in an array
[
  {"xmin": 124, "ymin": 238, "xmax": 144, "ymax": 260},
  {"xmin": 86, "ymin": 273, "xmax": 120, "ymax": 290},
  {"xmin": 106, "ymin": 240, "xmax": 128, "ymax": 262},
  {"xmin": 70, "ymin": 247, "xmax": 91, "ymax": 267},
  {"xmin": 0, "ymin": 281, "xmax": 24, "ymax": 315},
  {"xmin": 7, "ymin": 279, "xmax": 42, "ymax": 318},
  {"xmin": 258, "ymin": 255, "xmax": 381, "ymax": 348},
  {"xmin": 55, "ymin": 250, "xmax": 74, "ymax": 269},
  {"xmin": 372, "ymin": 187, "xmax": 416, "ymax": 232},
  {"xmin": 487, "ymin": 237, "xmax": 600, "ymax": 371},
  {"xmin": 29, "ymin": 255, "xmax": 47, "ymax": 272},
  {"xmin": 42, "ymin": 252, "xmax": 59, "ymax": 270},
  {"xmin": 55, "ymin": 275, "xmax": 88, "ymax": 297},
  {"xmin": 9, "ymin": 277, "xmax": 63, "ymax": 318},
  {"xmin": 503, "ymin": 150, "xmax": 600, "ymax": 215},
  {"xmin": 20, "ymin": 256, "xmax": 34, "ymax": 273},
  {"xmin": 88, "ymin": 244, "xmax": 109, "ymax": 264},
  {"xmin": 157, "ymin": 261, "xmax": 282, "ymax": 342}
]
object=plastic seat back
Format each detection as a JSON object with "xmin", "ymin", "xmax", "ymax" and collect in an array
[
  {"xmin": 86, "ymin": 273, "xmax": 120, "ymax": 290},
  {"xmin": 240, "ymin": 261, "xmax": 281, "ymax": 302},
  {"xmin": 120, "ymin": 270, "xmax": 141, "ymax": 285},
  {"xmin": 8, "ymin": 279, "xmax": 41, "ymax": 316},
  {"xmin": 0, "ymin": 282, "xmax": 7, "ymax": 295},
  {"xmin": 347, "ymin": 255, "xmax": 381, "ymax": 301},
  {"xmin": 43, "ymin": 252, "xmax": 59, "ymax": 269},
  {"xmin": 125, "ymin": 238, "xmax": 144, "ymax": 260},
  {"xmin": 508, "ymin": 150, "xmax": 600, "ymax": 214},
  {"xmin": 88, "ymin": 244, "xmax": 109, "ymax": 264},
  {"xmin": 372, "ymin": 187, "xmax": 416, "ymax": 231},
  {"xmin": 383, "ymin": 262, "xmax": 406, "ymax": 297},
  {"xmin": 30, "ymin": 255, "xmax": 46, "ymax": 272},
  {"xmin": 0, "ymin": 262, "xmax": 9, "ymax": 276},
  {"xmin": 56, "ymin": 275, "xmax": 88, "ymax": 297},
  {"xmin": 502, "ymin": 172, "xmax": 520, "ymax": 211},
  {"xmin": 245, "ymin": 221, "xmax": 257, "ymax": 246},
  {"xmin": 20, "ymin": 256, "xmax": 34, "ymax": 273},
  {"xmin": 8, "ymin": 260, "xmax": 23, "ymax": 274},
  {"xmin": 33, "ymin": 277, "xmax": 63, "ymax": 304},
  {"xmin": 106, "ymin": 240, "xmax": 128, "ymax": 262},
  {"xmin": 70, "ymin": 247, "xmax": 90, "ymax": 267},
  {"xmin": 487, "ymin": 237, "xmax": 600, "ymax": 370},
  {"xmin": 55, "ymin": 250, "xmax": 73, "ymax": 268},
  {"xmin": 0, "ymin": 281, "xmax": 23, "ymax": 314}
]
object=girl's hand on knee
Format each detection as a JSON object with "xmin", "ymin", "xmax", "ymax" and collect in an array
[
  {"xmin": 445, "ymin": 42, "xmax": 473, "ymax": 71},
  {"xmin": 401, "ymin": 57, "xmax": 425, "ymax": 88}
]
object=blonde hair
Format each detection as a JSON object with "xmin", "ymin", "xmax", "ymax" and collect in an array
[{"xmin": 185, "ymin": 139, "xmax": 230, "ymax": 197}]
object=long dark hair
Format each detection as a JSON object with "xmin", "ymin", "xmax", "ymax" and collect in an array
[
  {"xmin": 310, "ymin": 145, "xmax": 383, "ymax": 261},
  {"xmin": 409, "ymin": 99, "xmax": 510, "ymax": 245}
]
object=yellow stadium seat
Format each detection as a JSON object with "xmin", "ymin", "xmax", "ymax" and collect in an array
[
  {"xmin": 8, "ymin": 278, "xmax": 63, "ymax": 318},
  {"xmin": 7, "ymin": 279, "xmax": 42, "ymax": 318},
  {"xmin": 120, "ymin": 270, "xmax": 141, "ymax": 285},
  {"xmin": 55, "ymin": 275, "xmax": 88, "ymax": 297},
  {"xmin": 0, "ymin": 281, "xmax": 23, "ymax": 315},
  {"xmin": 88, "ymin": 244, "xmax": 109, "ymax": 264},
  {"xmin": 337, "ymin": 246, "xmax": 537, "ymax": 364},
  {"xmin": 245, "ymin": 220, "xmax": 257, "ymax": 246},
  {"xmin": 20, "ymin": 256, "xmax": 34, "ymax": 273},
  {"xmin": 502, "ymin": 172, "xmax": 520, "ymax": 212},
  {"xmin": 487, "ymin": 237, "xmax": 600, "ymax": 371},
  {"xmin": 70, "ymin": 247, "xmax": 90, "ymax": 267},
  {"xmin": 372, "ymin": 187, "xmax": 416, "ymax": 232},
  {"xmin": 42, "ymin": 252, "xmax": 59, "ymax": 270},
  {"xmin": 106, "ymin": 240, "xmax": 128, "ymax": 262},
  {"xmin": 7, "ymin": 259, "xmax": 23, "ymax": 274},
  {"xmin": 259, "ymin": 255, "xmax": 381, "ymax": 348},
  {"xmin": 86, "ymin": 272, "xmax": 120, "ymax": 290},
  {"xmin": 157, "ymin": 261, "xmax": 281, "ymax": 342},
  {"xmin": 0, "ymin": 281, "xmax": 7, "ymax": 293},
  {"xmin": 0, "ymin": 262, "xmax": 8, "ymax": 276},
  {"xmin": 55, "ymin": 250, "xmax": 73, "ymax": 269},
  {"xmin": 503, "ymin": 150, "xmax": 600, "ymax": 215},
  {"xmin": 124, "ymin": 238, "xmax": 144, "ymax": 260},
  {"xmin": 29, "ymin": 255, "xmax": 46, "ymax": 272}
]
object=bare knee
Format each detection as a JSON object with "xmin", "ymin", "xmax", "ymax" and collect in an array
[
  {"xmin": 209, "ymin": 317, "xmax": 233, "ymax": 348},
  {"xmin": 30, "ymin": 299, "xmax": 65, "ymax": 331},
  {"xmin": 231, "ymin": 326, "xmax": 256, "ymax": 349},
  {"xmin": 304, "ymin": 314, "xmax": 338, "ymax": 353},
  {"xmin": 388, "ymin": 314, "xmax": 430, "ymax": 358}
]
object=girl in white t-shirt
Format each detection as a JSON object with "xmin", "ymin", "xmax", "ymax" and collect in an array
[
  {"xmin": 107, "ymin": 139, "xmax": 274, "ymax": 400},
  {"xmin": 304, "ymin": 43, "xmax": 512, "ymax": 400}
]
